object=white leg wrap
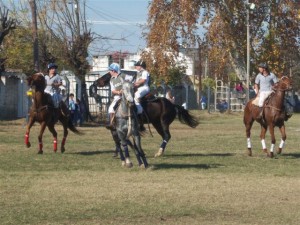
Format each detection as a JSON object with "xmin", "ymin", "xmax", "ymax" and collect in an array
[
  {"xmin": 125, "ymin": 157, "xmax": 131, "ymax": 164},
  {"xmin": 247, "ymin": 138, "xmax": 251, "ymax": 148},
  {"xmin": 270, "ymin": 144, "xmax": 275, "ymax": 152},
  {"xmin": 279, "ymin": 139, "xmax": 285, "ymax": 149},
  {"xmin": 261, "ymin": 139, "xmax": 266, "ymax": 149}
]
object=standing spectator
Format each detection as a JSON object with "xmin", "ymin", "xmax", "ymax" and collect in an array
[
  {"xmin": 235, "ymin": 82, "xmax": 244, "ymax": 93},
  {"xmin": 200, "ymin": 95, "xmax": 207, "ymax": 110},
  {"xmin": 75, "ymin": 98, "xmax": 85, "ymax": 126},
  {"xmin": 68, "ymin": 93, "xmax": 76, "ymax": 124}
]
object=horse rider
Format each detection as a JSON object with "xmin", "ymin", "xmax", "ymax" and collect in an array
[
  {"xmin": 134, "ymin": 60, "xmax": 150, "ymax": 131},
  {"xmin": 106, "ymin": 63, "xmax": 134, "ymax": 130},
  {"xmin": 254, "ymin": 63, "xmax": 278, "ymax": 119},
  {"xmin": 44, "ymin": 63, "xmax": 69, "ymax": 116}
]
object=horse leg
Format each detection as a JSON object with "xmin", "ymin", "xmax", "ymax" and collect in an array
[
  {"xmin": 122, "ymin": 143, "xmax": 133, "ymax": 168},
  {"xmin": 152, "ymin": 122, "xmax": 171, "ymax": 157},
  {"xmin": 111, "ymin": 130, "xmax": 121, "ymax": 158},
  {"xmin": 132, "ymin": 135, "xmax": 148, "ymax": 168},
  {"xmin": 277, "ymin": 125, "xmax": 286, "ymax": 154},
  {"xmin": 25, "ymin": 116, "xmax": 35, "ymax": 148},
  {"xmin": 268, "ymin": 125, "xmax": 276, "ymax": 158},
  {"xmin": 61, "ymin": 124, "xmax": 68, "ymax": 153},
  {"xmin": 260, "ymin": 125, "xmax": 268, "ymax": 155},
  {"xmin": 47, "ymin": 124, "xmax": 58, "ymax": 153},
  {"xmin": 37, "ymin": 122, "xmax": 47, "ymax": 154},
  {"xmin": 244, "ymin": 119, "xmax": 254, "ymax": 156}
]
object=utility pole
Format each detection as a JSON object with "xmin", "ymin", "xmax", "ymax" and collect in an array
[
  {"xmin": 74, "ymin": 0, "xmax": 80, "ymax": 37},
  {"xmin": 29, "ymin": 0, "xmax": 39, "ymax": 72}
]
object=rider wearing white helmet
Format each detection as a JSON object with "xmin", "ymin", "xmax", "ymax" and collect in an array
[{"xmin": 106, "ymin": 63, "xmax": 132, "ymax": 130}]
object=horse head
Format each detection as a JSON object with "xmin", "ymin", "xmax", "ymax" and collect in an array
[
  {"xmin": 273, "ymin": 76, "xmax": 292, "ymax": 92},
  {"xmin": 122, "ymin": 81, "xmax": 135, "ymax": 108},
  {"xmin": 93, "ymin": 72, "xmax": 111, "ymax": 87},
  {"xmin": 27, "ymin": 73, "xmax": 46, "ymax": 91}
]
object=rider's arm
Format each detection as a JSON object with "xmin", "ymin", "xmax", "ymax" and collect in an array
[
  {"xmin": 134, "ymin": 78, "xmax": 146, "ymax": 88},
  {"xmin": 254, "ymin": 83, "xmax": 259, "ymax": 94}
]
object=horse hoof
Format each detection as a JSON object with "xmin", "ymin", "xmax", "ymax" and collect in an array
[
  {"xmin": 61, "ymin": 147, "xmax": 65, "ymax": 153},
  {"xmin": 38, "ymin": 150, "xmax": 43, "ymax": 154},
  {"xmin": 121, "ymin": 161, "xmax": 126, "ymax": 167},
  {"xmin": 262, "ymin": 148, "xmax": 268, "ymax": 154},
  {"xmin": 268, "ymin": 152, "xmax": 274, "ymax": 158},
  {"xmin": 125, "ymin": 162, "xmax": 133, "ymax": 168},
  {"xmin": 155, "ymin": 148, "xmax": 164, "ymax": 157},
  {"xmin": 26, "ymin": 143, "xmax": 31, "ymax": 148},
  {"xmin": 139, "ymin": 164, "xmax": 146, "ymax": 169},
  {"xmin": 247, "ymin": 149, "xmax": 252, "ymax": 156},
  {"xmin": 277, "ymin": 148, "xmax": 282, "ymax": 154}
]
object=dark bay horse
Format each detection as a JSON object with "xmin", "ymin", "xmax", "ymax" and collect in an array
[
  {"xmin": 91, "ymin": 73, "xmax": 199, "ymax": 157},
  {"xmin": 115, "ymin": 81, "xmax": 148, "ymax": 168},
  {"xmin": 25, "ymin": 73, "xmax": 81, "ymax": 154},
  {"xmin": 243, "ymin": 76, "xmax": 292, "ymax": 158}
]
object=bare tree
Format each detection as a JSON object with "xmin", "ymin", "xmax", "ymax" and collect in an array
[{"xmin": 0, "ymin": 6, "xmax": 17, "ymax": 71}]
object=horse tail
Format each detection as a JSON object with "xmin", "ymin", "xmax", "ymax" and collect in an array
[
  {"xmin": 67, "ymin": 117, "xmax": 82, "ymax": 135},
  {"xmin": 174, "ymin": 105, "xmax": 199, "ymax": 128}
]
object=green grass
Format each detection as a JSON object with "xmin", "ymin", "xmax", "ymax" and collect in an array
[{"xmin": 0, "ymin": 111, "xmax": 300, "ymax": 225}]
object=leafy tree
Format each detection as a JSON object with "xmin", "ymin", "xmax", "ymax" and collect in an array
[
  {"xmin": 145, "ymin": 0, "xmax": 300, "ymax": 88},
  {"xmin": 2, "ymin": 27, "xmax": 33, "ymax": 75}
]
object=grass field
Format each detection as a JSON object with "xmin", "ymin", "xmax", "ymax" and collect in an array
[{"xmin": 0, "ymin": 111, "xmax": 299, "ymax": 225}]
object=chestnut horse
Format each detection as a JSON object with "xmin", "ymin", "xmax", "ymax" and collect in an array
[
  {"xmin": 25, "ymin": 73, "xmax": 81, "ymax": 154},
  {"xmin": 91, "ymin": 73, "xmax": 199, "ymax": 157},
  {"xmin": 243, "ymin": 76, "xmax": 292, "ymax": 158}
]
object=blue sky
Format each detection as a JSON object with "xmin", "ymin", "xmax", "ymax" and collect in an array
[
  {"xmin": 85, "ymin": 0, "xmax": 150, "ymax": 54},
  {"xmin": 0, "ymin": 0, "xmax": 149, "ymax": 54}
]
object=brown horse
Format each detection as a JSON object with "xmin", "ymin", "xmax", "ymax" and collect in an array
[
  {"xmin": 91, "ymin": 73, "xmax": 199, "ymax": 157},
  {"xmin": 243, "ymin": 76, "xmax": 292, "ymax": 158},
  {"xmin": 25, "ymin": 73, "xmax": 81, "ymax": 154}
]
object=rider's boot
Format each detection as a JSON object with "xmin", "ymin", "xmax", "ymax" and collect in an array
[
  {"xmin": 106, "ymin": 113, "xmax": 116, "ymax": 130},
  {"xmin": 257, "ymin": 107, "xmax": 263, "ymax": 120},
  {"xmin": 137, "ymin": 113, "xmax": 146, "ymax": 132}
]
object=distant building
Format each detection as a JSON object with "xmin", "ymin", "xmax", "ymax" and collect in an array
[
  {"xmin": 91, "ymin": 48, "xmax": 200, "ymax": 77},
  {"xmin": 0, "ymin": 72, "xmax": 28, "ymax": 120}
]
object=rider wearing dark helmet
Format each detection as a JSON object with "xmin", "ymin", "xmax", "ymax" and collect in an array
[
  {"xmin": 254, "ymin": 63, "xmax": 278, "ymax": 119},
  {"xmin": 134, "ymin": 60, "xmax": 150, "ymax": 131},
  {"xmin": 44, "ymin": 63, "xmax": 69, "ymax": 116}
]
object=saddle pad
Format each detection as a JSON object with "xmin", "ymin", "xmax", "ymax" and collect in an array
[{"xmin": 252, "ymin": 96, "xmax": 259, "ymax": 106}]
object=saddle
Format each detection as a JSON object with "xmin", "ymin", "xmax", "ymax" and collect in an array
[
  {"xmin": 252, "ymin": 92, "xmax": 291, "ymax": 121},
  {"xmin": 141, "ymin": 93, "xmax": 158, "ymax": 102}
]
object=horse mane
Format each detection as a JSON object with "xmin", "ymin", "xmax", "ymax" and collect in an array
[{"xmin": 27, "ymin": 73, "xmax": 46, "ymax": 91}]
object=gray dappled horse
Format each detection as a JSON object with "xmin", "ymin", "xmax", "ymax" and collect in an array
[{"xmin": 115, "ymin": 81, "xmax": 148, "ymax": 168}]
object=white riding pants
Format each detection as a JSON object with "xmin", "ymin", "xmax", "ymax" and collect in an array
[
  {"xmin": 258, "ymin": 91, "xmax": 272, "ymax": 107},
  {"xmin": 108, "ymin": 96, "xmax": 121, "ymax": 113},
  {"xmin": 134, "ymin": 86, "xmax": 149, "ymax": 114}
]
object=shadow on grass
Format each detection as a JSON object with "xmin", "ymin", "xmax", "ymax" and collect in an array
[
  {"xmin": 281, "ymin": 153, "xmax": 300, "ymax": 158},
  {"xmin": 169, "ymin": 153, "xmax": 235, "ymax": 157},
  {"xmin": 152, "ymin": 163, "xmax": 222, "ymax": 170},
  {"xmin": 68, "ymin": 150, "xmax": 114, "ymax": 156}
]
